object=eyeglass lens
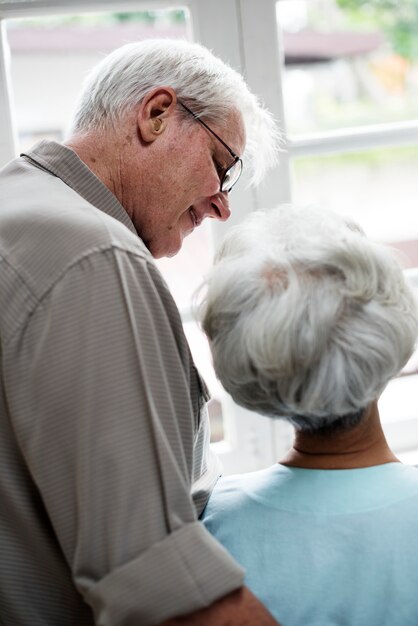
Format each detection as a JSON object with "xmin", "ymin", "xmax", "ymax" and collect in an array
[{"xmin": 221, "ymin": 158, "xmax": 243, "ymax": 193}]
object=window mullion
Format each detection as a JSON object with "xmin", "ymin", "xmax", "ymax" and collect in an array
[
  {"xmin": 0, "ymin": 20, "xmax": 17, "ymax": 166},
  {"xmin": 239, "ymin": 0, "xmax": 292, "ymax": 209}
]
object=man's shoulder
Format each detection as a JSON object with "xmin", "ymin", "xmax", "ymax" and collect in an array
[
  {"xmin": 1, "ymin": 154, "xmax": 142, "ymax": 242},
  {"xmin": 0, "ymin": 155, "xmax": 158, "ymax": 346},
  {"xmin": 0, "ymin": 155, "xmax": 150, "ymax": 293}
]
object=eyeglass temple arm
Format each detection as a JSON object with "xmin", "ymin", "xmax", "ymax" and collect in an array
[{"xmin": 178, "ymin": 100, "xmax": 238, "ymax": 160}]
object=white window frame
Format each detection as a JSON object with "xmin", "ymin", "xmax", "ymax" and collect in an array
[{"xmin": 0, "ymin": 0, "xmax": 417, "ymax": 473}]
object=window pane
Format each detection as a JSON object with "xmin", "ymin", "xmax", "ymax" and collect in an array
[
  {"xmin": 183, "ymin": 321, "xmax": 226, "ymax": 443},
  {"xmin": 5, "ymin": 9, "xmax": 189, "ymax": 151},
  {"xmin": 291, "ymin": 145, "xmax": 418, "ymax": 269},
  {"xmin": 293, "ymin": 146, "xmax": 418, "ymax": 451},
  {"xmin": 276, "ymin": 0, "xmax": 418, "ymax": 134},
  {"xmin": 380, "ymin": 374, "xmax": 418, "ymax": 452},
  {"xmin": 156, "ymin": 221, "xmax": 214, "ymax": 313}
]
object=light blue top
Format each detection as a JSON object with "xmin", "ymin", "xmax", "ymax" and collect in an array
[{"xmin": 202, "ymin": 462, "xmax": 418, "ymax": 626}]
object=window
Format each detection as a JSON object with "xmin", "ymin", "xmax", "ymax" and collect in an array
[
  {"xmin": 276, "ymin": 0, "xmax": 418, "ymax": 461},
  {"xmin": 1, "ymin": 0, "xmax": 416, "ymax": 473}
]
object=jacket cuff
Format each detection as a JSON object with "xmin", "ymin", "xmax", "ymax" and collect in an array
[{"xmin": 84, "ymin": 521, "xmax": 245, "ymax": 625}]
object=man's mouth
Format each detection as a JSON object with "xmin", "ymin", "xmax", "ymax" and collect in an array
[{"xmin": 189, "ymin": 207, "xmax": 201, "ymax": 227}]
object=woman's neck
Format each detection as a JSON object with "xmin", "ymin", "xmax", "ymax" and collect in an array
[{"xmin": 280, "ymin": 402, "xmax": 400, "ymax": 470}]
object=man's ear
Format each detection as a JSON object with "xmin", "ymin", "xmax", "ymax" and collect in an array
[{"xmin": 137, "ymin": 87, "xmax": 177, "ymax": 143}]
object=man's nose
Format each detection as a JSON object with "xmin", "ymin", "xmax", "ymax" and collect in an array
[{"xmin": 204, "ymin": 192, "xmax": 231, "ymax": 222}]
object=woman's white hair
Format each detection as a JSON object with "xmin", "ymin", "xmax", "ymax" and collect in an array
[
  {"xmin": 68, "ymin": 38, "xmax": 281, "ymax": 185},
  {"xmin": 200, "ymin": 205, "xmax": 418, "ymax": 431}
]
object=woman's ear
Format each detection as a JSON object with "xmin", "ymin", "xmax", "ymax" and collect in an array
[{"xmin": 137, "ymin": 87, "xmax": 177, "ymax": 143}]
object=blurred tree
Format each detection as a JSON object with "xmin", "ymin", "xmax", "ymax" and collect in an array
[
  {"xmin": 113, "ymin": 11, "xmax": 186, "ymax": 24},
  {"xmin": 336, "ymin": 0, "xmax": 418, "ymax": 60}
]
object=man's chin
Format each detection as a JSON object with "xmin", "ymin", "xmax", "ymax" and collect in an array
[{"xmin": 151, "ymin": 234, "xmax": 185, "ymax": 259}]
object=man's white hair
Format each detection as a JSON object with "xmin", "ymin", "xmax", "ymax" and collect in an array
[
  {"xmin": 200, "ymin": 205, "xmax": 418, "ymax": 431},
  {"xmin": 68, "ymin": 38, "xmax": 281, "ymax": 185}
]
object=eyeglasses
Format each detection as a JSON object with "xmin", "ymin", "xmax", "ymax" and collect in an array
[{"xmin": 178, "ymin": 101, "xmax": 243, "ymax": 193}]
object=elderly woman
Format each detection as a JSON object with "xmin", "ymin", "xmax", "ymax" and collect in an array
[{"xmin": 200, "ymin": 205, "xmax": 418, "ymax": 626}]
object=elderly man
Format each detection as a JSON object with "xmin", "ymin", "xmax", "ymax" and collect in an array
[{"xmin": 0, "ymin": 40, "xmax": 280, "ymax": 625}]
